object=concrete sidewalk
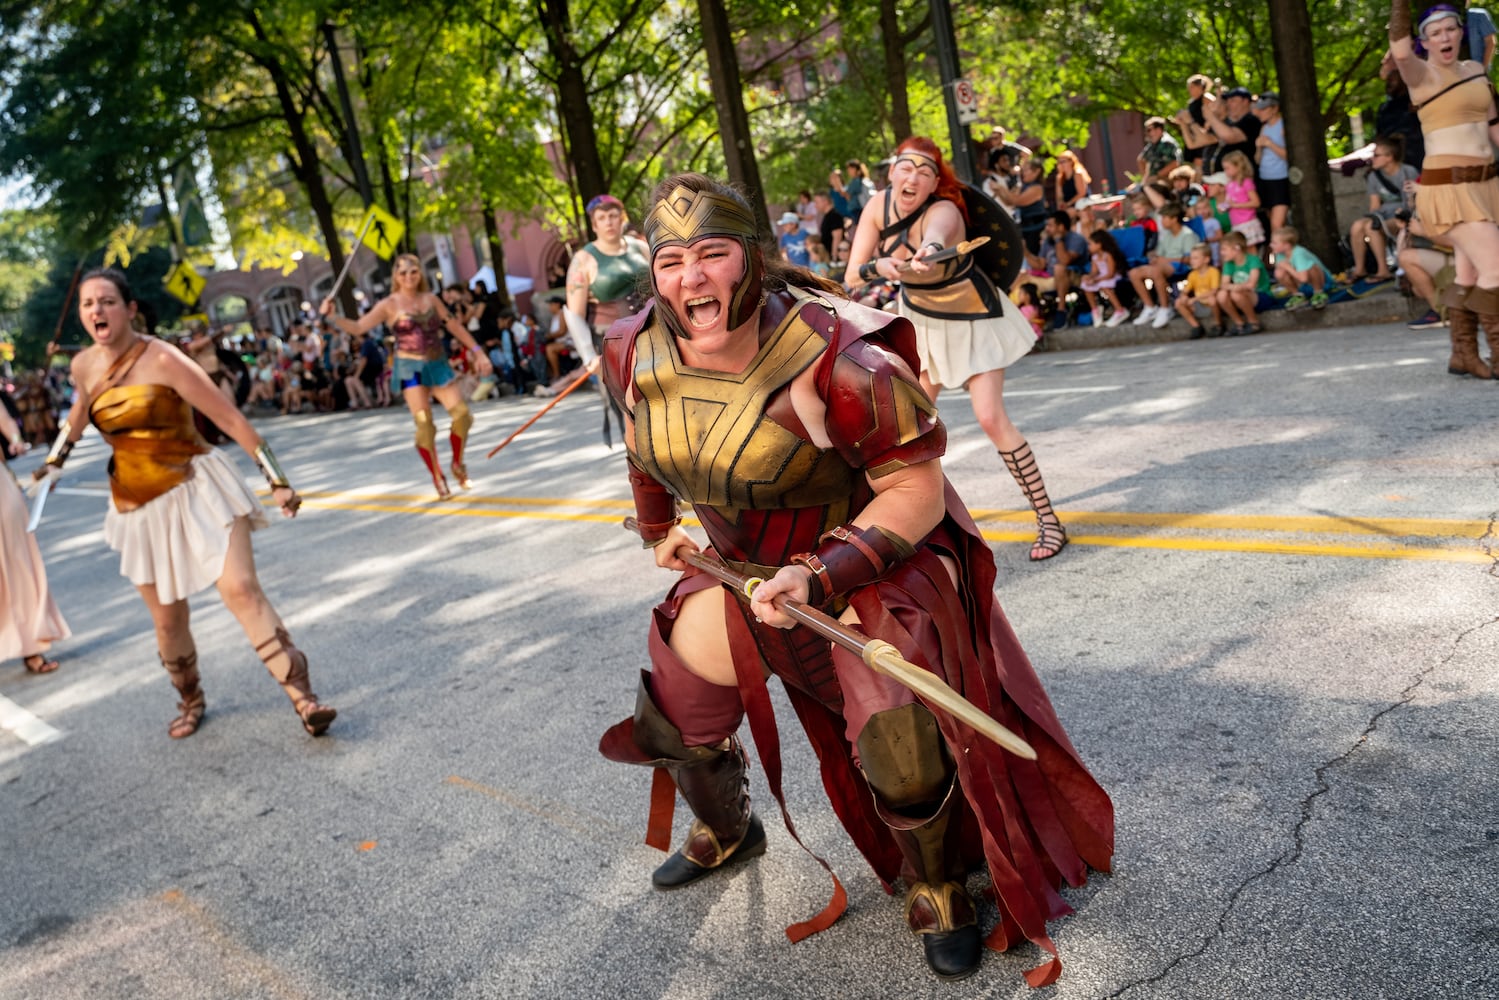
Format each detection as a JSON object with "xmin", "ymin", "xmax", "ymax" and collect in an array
[{"xmin": 1040, "ymin": 284, "xmax": 1415, "ymax": 351}]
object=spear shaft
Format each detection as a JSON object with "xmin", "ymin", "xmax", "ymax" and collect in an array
[{"xmin": 624, "ymin": 517, "xmax": 1036, "ymax": 760}]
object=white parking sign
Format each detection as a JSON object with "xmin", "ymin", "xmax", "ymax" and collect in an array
[{"xmin": 954, "ymin": 79, "xmax": 978, "ymax": 124}]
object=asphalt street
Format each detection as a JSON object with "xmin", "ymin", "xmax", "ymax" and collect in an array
[{"xmin": 3, "ymin": 319, "xmax": 1496, "ymax": 1000}]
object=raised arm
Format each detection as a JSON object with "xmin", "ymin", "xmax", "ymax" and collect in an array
[
  {"xmin": 319, "ymin": 295, "xmax": 390, "ymax": 336},
  {"xmin": 1388, "ymin": 1, "xmax": 1431, "ymax": 90}
]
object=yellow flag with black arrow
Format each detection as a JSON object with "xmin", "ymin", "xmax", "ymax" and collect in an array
[{"xmin": 358, "ymin": 204, "xmax": 405, "ymax": 260}]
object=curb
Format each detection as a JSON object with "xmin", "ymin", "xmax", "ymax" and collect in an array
[{"xmin": 1036, "ymin": 287, "xmax": 1413, "ymax": 352}]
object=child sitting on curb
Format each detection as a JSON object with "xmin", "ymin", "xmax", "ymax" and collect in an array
[
  {"xmin": 1270, "ymin": 226, "xmax": 1333, "ymax": 311},
  {"xmin": 1175, "ymin": 243, "xmax": 1224, "ymax": 338},
  {"xmin": 1216, "ymin": 230, "xmax": 1274, "ymax": 336}
]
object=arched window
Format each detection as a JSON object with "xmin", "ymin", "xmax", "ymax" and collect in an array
[
  {"xmin": 209, "ymin": 294, "xmax": 250, "ymax": 326},
  {"xmin": 261, "ymin": 285, "xmax": 302, "ymax": 338}
]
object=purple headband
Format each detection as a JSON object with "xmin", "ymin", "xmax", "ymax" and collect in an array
[
  {"xmin": 1414, "ymin": 5, "xmax": 1463, "ymax": 56},
  {"xmin": 586, "ymin": 194, "xmax": 624, "ymax": 215}
]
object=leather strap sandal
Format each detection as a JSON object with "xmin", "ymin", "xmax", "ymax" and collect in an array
[
  {"xmin": 254, "ymin": 627, "xmax": 336, "ymax": 736},
  {"xmin": 160, "ymin": 651, "xmax": 205, "ymax": 739},
  {"xmin": 22, "ymin": 653, "xmax": 60, "ymax": 675}
]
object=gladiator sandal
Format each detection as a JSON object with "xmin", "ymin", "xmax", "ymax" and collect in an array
[
  {"xmin": 858, "ymin": 704, "xmax": 980, "ymax": 981},
  {"xmin": 254, "ymin": 627, "xmax": 336, "ymax": 736},
  {"xmin": 1461, "ymin": 285, "xmax": 1499, "ymax": 380},
  {"xmin": 159, "ymin": 651, "xmax": 206, "ymax": 739},
  {"xmin": 998, "ymin": 441, "xmax": 1069, "ymax": 561}
]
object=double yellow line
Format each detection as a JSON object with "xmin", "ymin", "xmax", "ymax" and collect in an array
[{"xmin": 278, "ymin": 490, "xmax": 1494, "ymax": 564}]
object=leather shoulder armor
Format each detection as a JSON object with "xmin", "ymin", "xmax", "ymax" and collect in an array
[{"xmin": 802, "ymin": 299, "xmax": 946, "ymax": 478}]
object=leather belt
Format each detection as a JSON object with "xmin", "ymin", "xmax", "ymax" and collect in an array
[{"xmin": 1420, "ymin": 163, "xmax": 1499, "ymax": 185}]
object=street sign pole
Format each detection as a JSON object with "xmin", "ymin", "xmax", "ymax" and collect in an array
[{"xmin": 930, "ymin": 0, "xmax": 978, "ymax": 184}]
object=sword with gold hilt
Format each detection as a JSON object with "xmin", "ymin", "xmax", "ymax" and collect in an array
[
  {"xmin": 896, "ymin": 236, "xmax": 990, "ymax": 271},
  {"xmin": 624, "ymin": 517, "xmax": 1036, "ymax": 761}
]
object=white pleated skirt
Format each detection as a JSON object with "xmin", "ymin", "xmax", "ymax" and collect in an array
[
  {"xmin": 1, "ymin": 469, "xmax": 71, "ymax": 659},
  {"xmin": 900, "ymin": 292, "xmax": 1036, "ymax": 390},
  {"xmin": 103, "ymin": 449, "xmax": 267, "ymax": 604}
]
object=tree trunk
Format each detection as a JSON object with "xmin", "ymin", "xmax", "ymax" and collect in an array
[
  {"xmin": 698, "ymin": 0, "xmax": 772, "ymax": 235},
  {"xmin": 880, "ymin": 0, "xmax": 912, "ymax": 140},
  {"xmin": 247, "ymin": 11, "xmax": 358, "ymax": 316},
  {"xmin": 540, "ymin": 0, "xmax": 609, "ymax": 221},
  {"xmin": 482, "ymin": 203, "xmax": 513, "ymax": 310},
  {"xmin": 1267, "ymin": 0, "xmax": 1340, "ymax": 266}
]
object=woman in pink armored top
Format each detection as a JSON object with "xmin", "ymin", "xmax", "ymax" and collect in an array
[{"xmin": 321, "ymin": 253, "xmax": 492, "ymax": 498}]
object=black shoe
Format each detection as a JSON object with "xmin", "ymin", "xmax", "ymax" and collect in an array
[
  {"xmin": 652, "ymin": 813, "xmax": 767, "ymax": 889},
  {"xmin": 921, "ymin": 924, "xmax": 983, "ymax": 980},
  {"xmin": 1188, "ymin": 325, "xmax": 1206, "ymax": 340}
]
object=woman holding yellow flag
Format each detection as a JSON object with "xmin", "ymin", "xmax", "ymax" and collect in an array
[{"xmin": 320, "ymin": 253, "xmax": 492, "ymax": 498}]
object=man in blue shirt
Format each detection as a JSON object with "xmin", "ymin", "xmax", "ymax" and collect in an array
[
  {"xmin": 776, "ymin": 211, "xmax": 810, "ymax": 267},
  {"xmin": 1028, "ymin": 211, "xmax": 1088, "ymax": 325}
]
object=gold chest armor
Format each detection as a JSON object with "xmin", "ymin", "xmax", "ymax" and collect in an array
[
  {"xmin": 631, "ymin": 298, "xmax": 860, "ymax": 526},
  {"xmin": 91, "ymin": 384, "xmax": 209, "ymax": 512}
]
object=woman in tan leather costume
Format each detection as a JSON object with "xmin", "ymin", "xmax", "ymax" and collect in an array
[
  {"xmin": 1390, "ymin": 1, "xmax": 1499, "ymax": 378},
  {"xmin": 34, "ymin": 268, "xmax": 335, "ymax": 739}
]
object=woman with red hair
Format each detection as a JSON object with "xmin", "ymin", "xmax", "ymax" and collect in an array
[{"xmin": 846, "ymin": 137, "xmax": 1068, "ymax": 560}]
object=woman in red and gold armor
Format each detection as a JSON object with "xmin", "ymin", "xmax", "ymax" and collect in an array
[
  {"xmin": 320, "ymin": 253, "xmax": 492, "ymax": 498},
  {"xmin": 34, "ymin": 268, "xmax": 335, "ymax": 739},
  {"xmin": 598, "ymin": 175, "xmax": 1113, "ymax": 984}
]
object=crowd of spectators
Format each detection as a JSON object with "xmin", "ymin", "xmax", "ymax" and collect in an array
[{"xmin": 963, "ymin": 72, "xmax": 1445, "ymax": 337}]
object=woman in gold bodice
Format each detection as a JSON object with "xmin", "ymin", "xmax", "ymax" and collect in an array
[{"xmin": 35, "ymin": 268, "xmax": 336, "ymax": 739}]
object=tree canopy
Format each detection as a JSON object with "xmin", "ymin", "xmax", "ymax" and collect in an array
[{"xmin": 0, "ymin": 0, "xmax": 1386, "ymax": 362}]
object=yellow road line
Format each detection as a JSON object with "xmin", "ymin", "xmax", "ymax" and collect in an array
[
  {"xmin": 969, "ymin": 508, "xmax": 1490, "ymax": 539},
  {"xmin": 272, "ymin": 491, "xmax": 1494, "ymax": 563},
  {"xmin": 973, "ymin": 530, "xmax": 1492, "ymax": 564}
]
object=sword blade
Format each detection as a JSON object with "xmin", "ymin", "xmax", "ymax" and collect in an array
[{"xmin": 26, "ymin": 476, "xmax": 53, "ymax": 532}]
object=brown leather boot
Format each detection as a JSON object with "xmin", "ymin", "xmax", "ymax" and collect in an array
[
  {"xmin": 254, "ymin": 626, "xmax": 336, "ymax": 735},
  {"xmin": 650, "ymin": 738, "xmax": 765, "ymax": 889},
  {"xmin": 859, "ymin": 704, "xmax": 981, "ymax": 981},
  {"xmin": 599, "ymin": 671, "xmax": 763, "ymax": 889},
  {"xmin": 1461, "ymin": 284, "xmax": 1499, "ymax": 380},
  {"xmin": 159, "ymin": 650, "xmax": 205, "ymax": 739}
]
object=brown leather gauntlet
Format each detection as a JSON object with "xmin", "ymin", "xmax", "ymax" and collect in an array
[
  {"xmin": 628, "ymin": 457, "xmax": 680, "ymax": 546},
  {"xmin": 1389, "ymin": 0, "xmax": 1412, "ymax": 43},
  {"xmin": 791, "ymin": 523, "xmax": 917, "ymax": 606}
]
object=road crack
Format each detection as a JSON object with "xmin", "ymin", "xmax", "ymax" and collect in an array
[{"xmin": 1107, "ymin": 611, "xmax": 1499, "ymax": 998}]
